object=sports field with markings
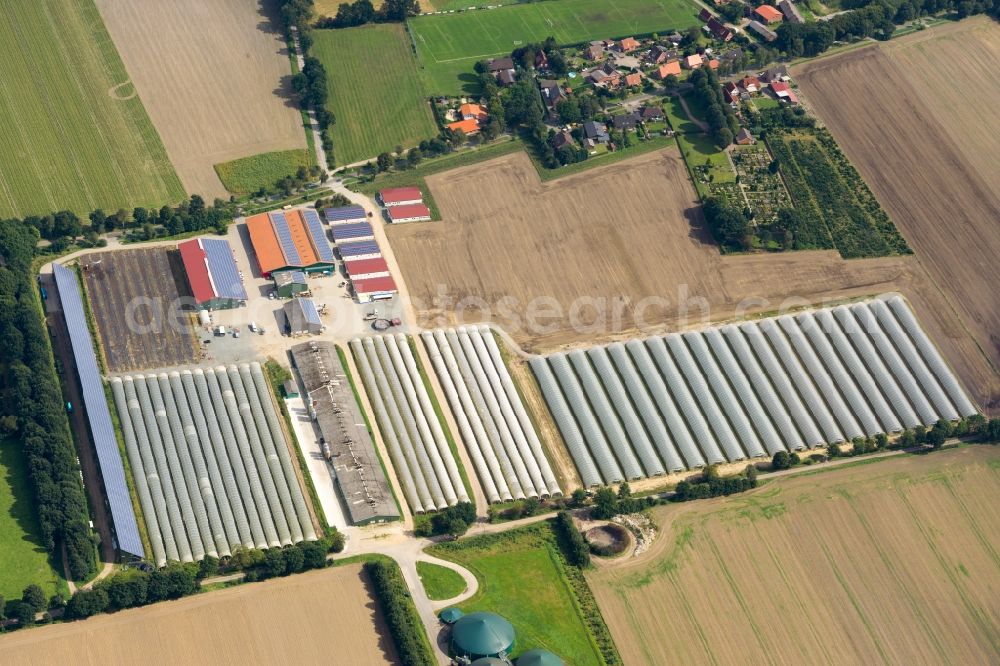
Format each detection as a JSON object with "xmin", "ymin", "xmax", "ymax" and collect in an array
[{"xmin": 409, "ymin": 0, "xmax": 702, "ymax": 94}]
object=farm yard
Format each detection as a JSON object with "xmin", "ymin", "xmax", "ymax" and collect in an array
[
  {"xmin": 93, "ymin": 0, "xmax": 308, "ymax": 198},
  {"xmin": 589, "ymin": 446, "xmax": 1000, "ymax": 665},
  {"xmin": 0, "ymin": 564, "xmax": 399, "ymax": 665},
  {"xmin": 80, "ymin": 248, "xmax": 198, "ymax": 372},
  {"xmin": 312, "ymin": 25, "xmax": 438, "ymax": 165},
  {"xmin": 531, "ymin": 298, "xmax": 978, "ymax": 486},
  {"xmin": 795, "ymin": 17, "xmax": 1000, "ymax": 412},
  {"xmin": 409, "ymin": 0, "xmax": 703, "ymax": 94},
  {"xmin": 0, "ymin": 0, "xmax": 183, "ymax": 218}
]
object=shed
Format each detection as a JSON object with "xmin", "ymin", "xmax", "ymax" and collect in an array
[
  {"xmin": 387, "ymin": 203, "xmax": 432, "ymax": 223},
  {"xmin": 331, "ymin": 222, "xmax": 375, "ymax": 243},
  {"xmin": 324, "ymin": 205, "xmax": 367, "ymax": 225},
  {"xmin": 440, "ymin": 607, "xmax": 465, "ymax": 624},
  {"xmin": 282, "ymin": 379, "xmax": 300, "ymax": 399},
  {"xmin": 353, "ymin": 275, "xmax": 398, "ymax": 303},
  {"xmin": 451, "ymin": 612, "xmax": 515, "ymax": 660},
  {"xmin": 516, "ymin": 649, "xmax": 564, "ymax": 666},
  {"xmin": 337, "ymin": 240, "xmax": 382, "ymax": 262},
  {"xmin": 273, "ymin": 270, "xmax": 309, "ymax": 298},
  {"xmin": 378, "ymin": 187, "xmax": 423, "ymax": 207},
  {"xmin": 178, "ymin": 238, "xmax": 247, "ymax": 309},
  {"xmin": 284, "ymin": 298, "xmax": 324, "ymax": 335},
  {"xmin": 344, "ymin": 257, "xmax": 390, "ymax": 280}
]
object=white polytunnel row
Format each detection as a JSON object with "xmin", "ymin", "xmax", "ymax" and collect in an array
[
  {"xmin": 421, "ymin": 327, "xmax": 561, "ymax": 503},
  {"xmin": 350, "ymin": 334, "xmax": 470, "ymax": 513},
  {"xmin": 530, "ymin": 297, "xmax": 979, "ymax": 486},
  {"xmin": 110, "ymin": 363, "xmax": 316, "ymax": 567}
]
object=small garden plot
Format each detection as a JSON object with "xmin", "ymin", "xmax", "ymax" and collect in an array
[{"xmin": 731, "ymin": 143, "xmax": 792, "ymax": 224}]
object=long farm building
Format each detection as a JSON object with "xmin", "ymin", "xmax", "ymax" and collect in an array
[{"xmin": 245, "ymin": 209, "xmax": 335, "ymax": 277}]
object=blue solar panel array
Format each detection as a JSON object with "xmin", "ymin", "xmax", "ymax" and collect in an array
[
  {"xmin": 302, "ymin": 209, "xmax": 336, "ymax": 263},
  {"xmin": 288, "ymin": 270, "xmax": 307, "ymax": 284},
  {"xmin": 52, "ymin": 263, "xmax": 145, "ymax": 559},
  {"xmin": 269, "ymin": 212, "xmax": 302, "ymax": 267},
  {"xmin": 331, "ymin": 222, "xmax": 374, "ymax": 243},
  {"xmin": 202, "ymin": 239, "xmax": 247, "ymax": 301},
  {"xmin": 324, "ymin": 205, "xmax": 366, "ymax": 223},
  {"xmin": 338, "ymin": 240, "xmax": 381, "ymax": 258},
  {"xmin": 300, "ymin": 298, "xmax": 322, "ymax": 326}
]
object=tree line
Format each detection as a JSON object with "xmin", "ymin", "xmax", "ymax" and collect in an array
[
  {"xmin": 364, "ymin": 559, "xmax": 436, "ymax": 666},
  {"xmin": 317, "ymin": 0, "xmax": 421, "ymax": 28},
  {"xmin": 0, "ymin": 220, "xmax": 97, "ymax": 581},
  {"xmin": 687, "ymin": 67, "xmax": 739, "ymax": 149}
]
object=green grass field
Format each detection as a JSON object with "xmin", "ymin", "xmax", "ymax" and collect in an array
[
  {"xmin": 0, "ymin": 0, "xmax": 184, "ymax": 218},
  {"xmin": 313, "ymin": 25, "xmax": 439, "ymax": 165},
  {"xmin": 429, "ymin": 524, "xmax": 604, "ymax": 665},
  {"xmin": 214, "ymin": 149, "xmax": 313, "ymax": 195},
  {"xmin": 0, "ymin": 436, "xmax": 65, "ymax": 600},
  {"xmin": 409, "ymin": 0, "xmax": 703, "ymax": 94},
  {"xmin": 416, "ymin": 561, "xmax": 467, "ymax": 600}
]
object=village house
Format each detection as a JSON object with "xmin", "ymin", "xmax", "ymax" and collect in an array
[
  {"xmin": 584, "ymin": 43, "xmax": 604, "ymax": 60},
  {"xmin": 583, "ymin": 120, "xmax": 610, "ymax": 144},
  {"xmin": 684, "ymin": 53, "xmax": 703, "ymax": 69},
  {"xmin": 487, "ymin": 56, "xmax": 516, "ymax": 85},
  {"xmin": 611, "ymin": 111, "xmax": 641, "ymax": 131},
  {"xmin": 640, "ymin": 105, "xmax": 665, "ymax": 122},
  {"xmin": 587, "ymin": 62, "xmax": 622, "ymax": 87},
  {"xmin": 754, "ymin": 4, "xmax": 784, "ymax": 23},
  {"xmin": 778, "ymin": 0, "xmax": 805, "ymax": 23},
  {"xmin": 446, "ymin": 118, "xmax": 480, "ymax": 135},
  {"xmin": 616, "ymin": 36, "xmax": 641, "ymax": 52},
  {"xmin": 498, "ymin": 69, "xmax": 517, "ymax": 86},
  {"xmin": 741, "ymin": 75, "xmax": 761, "ymax": 93},
  {"xmin": 535, "ymin": 50, "xmax": 549, "ymax": 69},
  {"xmin": 624, "ymin": 72, "xmax": 642, "ymax": 87},
  {"xmin": 770, "ymin": 81, "xmax": 799, "ymax": 104},
  {"xmin": 735, "ymin": 128, "xmax": 756, "ymax": 145},
  {"xmin": 748, "ymin": 20, "xmax": 778, "ymax": 41},
  {"xmin": 723, "ymin": 81, "xmax": 741, "ymax": 104},
  {"xmin": 760, "ymin": 65, "xmax": 790, "ymax": 83},
  {"xmin": 538, "ymin": 79, "xmax": 564, "ymax": 108},
  {"xmin": 459, "ymin": 103, "xmax": 488, "ymax": 122},
  {"xmin": 708, "ymin": 59, "xmax": 719, "ymax": 70},
  {"xmin": 645, "ymin": 44, "xmax": 672, "ymax": 64},
  {"xmin": 552, "ymin": 130, "xmax": 576, "ymax": 151},
  {"xmin": 655, "ymin": 60, "xmax": 682, "ymax": 79},
  {"xmin": 707, "ymin": 17, "xmax": 735, "ymax": 41}
]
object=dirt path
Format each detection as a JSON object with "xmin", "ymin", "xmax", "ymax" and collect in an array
[{"xmin": 674, "ymin": 93, "xmax": 709, "ymax": 132}]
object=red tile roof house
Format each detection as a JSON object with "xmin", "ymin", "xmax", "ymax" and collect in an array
[
  {"xmin": 617, "ymin": 37, "xmax": 641, "ymax": 52},
  {"xmin": 740, "ymin": 75, "xmax": 761, "ymax": 93},
  {"xmin": 770, "ymin": 81, "xmax": 799, "ymax": 104},
  {"xmin": 446, "ymin": 118, "xmax": 480, "ymax": 135},
  {"xmin": 378, "ymin": 187, "xmax": 423, "ymax": 207},
  {"xmin": 707, "ymin": 17, "xmax": 735, "ymax": 41},
  {"xmin": 723, "ymin": 81, "xmax": 741, "ymax": 104},
  {"xmin": 655, "ymin": 61, "xmax": 682, "ymax": 79},
  {"xmin": 684, "ymin": 54, "xmax": 703, "ymax": 69},
  {"xmin": 624, "ymin": 72, "xmax": 643, "ymax": 87},
  {"xmin": 754, "ymin": 4, "xmax": 784, "ymax": 23},
  {"xmin": 584, "ymin": 43, "xmax": 604, "ymax": 60}
]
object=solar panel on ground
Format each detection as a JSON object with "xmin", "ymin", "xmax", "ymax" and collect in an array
[
  {"xmin": 268, "ymin": 212, "xmax": 302, "ymax": 267},
  {"xmin": 302, "ymin": 209, "xmax": 336, "ymax": 263},
  {"xmin": 52, "ymin": 263, "xmax": 145, "ymax": 559},
  {"xmin": 202, "ymin": 239, "xmax": 247, "ymax": 301},
  {"xmin": 300, "ymin": 298, "xmax": 322, "ymax": 325}
]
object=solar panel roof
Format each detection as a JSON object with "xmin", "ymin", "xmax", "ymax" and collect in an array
[
  {"xmin": 269, "ymin": 212, "xmax": 302, "ymax": 266},
  {"xmin": 324, "ymin": 205, "xmax": 366, "ymax": 222},
  {"xmin": 302, "ymin": 209, "xmax": 336, "ymax": 263},
  {"xmin": 331, "ymin": 222, "xmax": 374, "ymax": 242},
  {"xmin": 299, "ymin": 298, "xmax": 322, "ymax": 325},
  {"xmin": 52, "ymin": 263, "xmax": 145, "ymax": 559},
  {"xmin": 202, "ymin": 239, "xmax": 247, "ymax": 301},
  {"xmin": 338, "ymin": 240, "xmax": 381, "ymax": 257}
]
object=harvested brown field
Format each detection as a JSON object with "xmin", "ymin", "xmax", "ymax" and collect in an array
[
  {"xmin": 0, "ymin": 564, "xmax": 398, "ymax": 665},
  {"xmin": 589, "ymin": 447, "xmax": 1000, "ymax": 665},
  {"xmin": 386, "ymin": 148, "xmax": 1000, "ymax": 412},
  {"xmin": 795, "ymin": 17, "xmax": 1000, "ymax": 412},
  {"xmin": 94, "ymin": 0, "xmax": 308, "ymax": 198},
  {"xmin": 81, "ymin": 248, "xmax": 198, "ymax": 372}
]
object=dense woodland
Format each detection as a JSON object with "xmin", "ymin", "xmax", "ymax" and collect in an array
[{"xmin": 0, "ymin": 221, "xmax": 96, "ymax": 580}]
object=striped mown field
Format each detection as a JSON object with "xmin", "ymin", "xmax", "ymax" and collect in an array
[
  {"xmin": 589, "ymin": 447, "xmax": 1000, "ymax": 665},
  {"xmin": 0, "ymin": 0, "xmax": 183, "ymax": 218}
]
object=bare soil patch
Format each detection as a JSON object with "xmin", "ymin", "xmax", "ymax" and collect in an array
[
  {"xmin": 795, "ymin": 17, "xmax": 1000, "ymax": 413},
  {"xmin": 386, "ymin": 148, "xmax": 1000, "ymax": 413},
  {"xmin": 94, "ymin": 0, "xmax": 308, "ymax": 198},
  {"xmin": 588, "ymin": 447, "xmax": 1000, "ymax": 665},
  {"xmin": 0, "ymin": 564, "xmax": 398, "ymax": 665},
  {"xmin": 81, "ymin": 248, "xmax": 198, "ymax": 372},
  {"xmin": 585, "ymin": 524, "xmax": 630, "ymax": 557}
]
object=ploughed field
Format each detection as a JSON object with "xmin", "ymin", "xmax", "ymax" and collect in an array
[
  {"xmin": 80, "ymin": 248, "xmax": 198, "ymax": 372},
  {"xmin": 588, "ymin": 447, "xmax": 1000, "ymax": 665},
  {"xmin": 794, "ymin": 17, "xmax": 1000, "ymax": 412},
  {"xmin": 0, "ymin": 564, "xmax": 399, "ymax": 665},
  {"xmin": 94, "ymin": 0, "xmax": 308, "ymax": 198}
]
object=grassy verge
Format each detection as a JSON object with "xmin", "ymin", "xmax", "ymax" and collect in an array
[
  {"xmin": 240, "ymin": 187, "xmax": 334, "ymax": 216},
  {"xmin": 429, "ymin": 522, "xmax": 614, "ymax": 665},
  {"xmin": 214, "ymin": 149, "xmax": 313, "ymax": 196},
  {"xmin": 263, "ymin": 359, "xmax": 332, "ymax": 535},
  {"xmin": 406, "ymin": 337, "xmax": 474, "ymax": 503},
  {"xmin": 532, "ymin": 134, "xmax": 676, "ymax": 182},
  {"xmin": 284, "ymin": 37, "xmax": 318, "ymax": 167},
  {"xmin": 416, "ymin": 560, "xmax": 467, "ymax": 600},
  {"xmin": 353, "ymin": 139, "xmax": 523, "ymax": 218},
  {"xmin": 334, "ymin": 345, "xmax": 404, "ymax": 519}
]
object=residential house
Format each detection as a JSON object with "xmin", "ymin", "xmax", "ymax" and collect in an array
[
  {"xmin": 617, "ymin": 36, "xmax": 641, "ymax": 52},
  {"xmin": 498, "ymin": 69, "xmax": 517, "ymax": 86},
  {"xmin": 708, "ymin": 59, "xmax": 720, "ymax": 70},
  {"xmin": 707, "ymin": 17, "xmax": 735, "ymax": 41},
  {"xmin": 684, "ymin": 53, "xmax": 703, "ymax": 69},
  {"xmin": 719, "ymin": 47, "xmax": 744, "ymax": 65},
  {"xmin": 538, "ymin": 79, "xmax": 564, "ymax": 108},
  {"xmin": 778, "ymin": 0, "xmax": 804, "ymax": 23},
  {"xmin": 583, "ymin": 120, "xmax": 610, "ymax": 144},
  {"xmin": 699, "ymin": 8, "xmax": 712, "ymax": 21},
  {"xmin": 459, "ymin": 103, "xmax": 488, "ymax": 121},
  {"xmin": 754, "ymin": 4, "xmax": 784, "ymax": 23},
  {"xmin": 740, "ymin": 75, "xmax": 761, "ymax": 93},
  {"xmin": 487, "ymin": 56, "xmax": 517, "ymax": 85},
  {"xmin": 588, "ymin": 62, "xmax": 622, "ymax": 87},
  {"xmin": 624, "ymin": 72, "xmax": 642, "ymax": 87},
  {"xmin": 552, "ymin": 130, "xmax": 576, "ymax": 151},
  {"xmin": 667, "ymin": 32, "xmax": 683, "ymax": 45},
  {"xmin": 655, "ymin": 60, "xmax": 682, "ymax": 79},
  {"xmin": 612, "ymin": 111, "xmax": 641, "ymax": 131},
  {"xmin": 535, "ymin": 50, "xmax": 549, "ymax": 69},
  {"xmin": 640, "ymin": 105, "xmax": 665, "ymax": 121},
  {"xmin": 446, "ymin": 118, "xmax": 480, "ymax": 135},
  {"xmin": 645, "ymin": 44, "xmax": 671, "ymax": 64},
  {"xmin": 770, "ymin": 81, "xmax": 799, "ymax": 104},
  {"xmin": 584, "ymin": 43, "xmax": 604, "ymax": 60},
  {"xmin": 723, "ymin": 81, "xmax": 741, "ymax": 104},
  {"xmin": 735, "ymin": 128, "xmax": 756, "ymax": 145},
  {"xmin": 760, "ymin": 65, "xmax": 790, "ymax": 83}
]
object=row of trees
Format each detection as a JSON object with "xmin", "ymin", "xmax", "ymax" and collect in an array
[
  {"xmin": 0, "ymin": 585, "xmax": 52, "ymax": 628},
  {"xmin": 687, "ymin": 67, "xmax": 739, "ymax": 149},
  {"xmin": 553, "ymin": 511, "xmax": 590, "ymax": 567},
  {"xmin": 0, "ymin": 221, "xmax": 98, "ymax": 581},
  {"xmin": 413, "ymin": 501, "xmax": 476, "ymax": 538},
  {"xmin": 673, "ymin": 464, "xmax": 758, "ymax": 502},
  {"xmin": 318, "ymin": 0, "xmax": 421, "ymax": 28},
  {"xmin": 364, "ymin": 560, "xmax": 436, "ymax": 666}
]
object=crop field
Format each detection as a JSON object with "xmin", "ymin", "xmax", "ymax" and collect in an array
[
  {"xmin": 313, "ymin": 25, "xmax": 438, "ymax": 165},
  {"xmin": 80, "ymin": 249, "xmax": 198, "ymax": 372},
  {"xmin": 589, "ymin": 446, "xmax": 1000, "ymax": 665},
  {"xmin": 795, "ymin": 17, "xmax": 1000, "ymax": 412},
  {"xmin": 94, "ymin": 0, "xmax": 308, "ymax": 198},
  {"xmin": 409, "ymin": 0, "xmax": 702, "ymax": 94},
  {"xmin": 0, "ymin": 564, "xmax": 398, "ymax": 664},
  {"xmin": 214, "ymin": 149, "xmax": 312, "ymax": 196},
  {"xmin": 0, "ymin": 0, "xmax": 183, "ymax": 218},
  {"xmin": 386, "ymin": 147, "xmax": 1000, "ymax": 413},
  {"xmin": 0, "ymin": 437, "xmax": 64, "ymax": 600},
  {"xmin": 430, "ymin": 523, "xmax": 608, "ymax": 665}
]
